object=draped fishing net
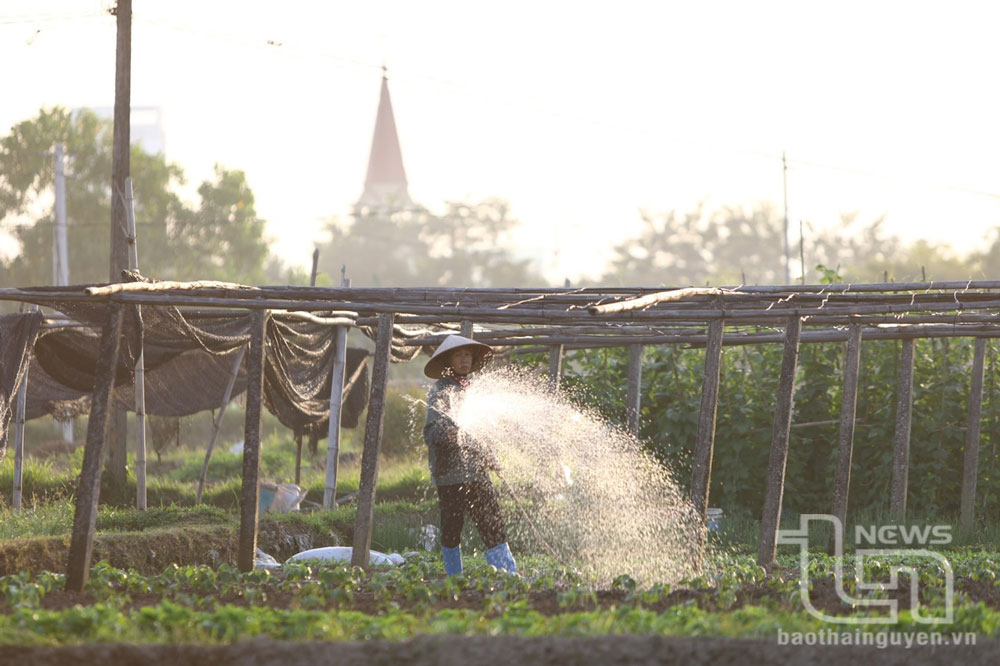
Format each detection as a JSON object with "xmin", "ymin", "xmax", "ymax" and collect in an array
[{"xmin": 0, "ymin": 296, "xmax": 372, "ymax": 460}]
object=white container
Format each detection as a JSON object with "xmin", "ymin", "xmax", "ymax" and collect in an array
[{"xmin": 707, "ymin": 507, "xmax": 723, "ymax": 531}]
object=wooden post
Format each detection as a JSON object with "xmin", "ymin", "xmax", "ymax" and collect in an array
[
  {"xmin": 310, "ymin": 248, "xmax": 320, "ymax": 286},
  {"xmin": 351, "ymin": 312, "xmax": 395, "ymax": 568},
  {"xmin": 829, "ymin": 324, "xmax": 862, "ymax": 552},
  {"xmin": 960, "ymin": 338, "xmax": 987, "ymax": 531},
  {"xmin": 690, "ymin": 319, "xmax": 724, "ymax": 520},
  {"xmin": 66, "ymin": 303, "xmax": 123, "ymax": 592},
  {"xmin": 237, "ymin": 311, "xmax": 267, "ymax": 572},
  {"xmin": 323, "ymin": 325, "xmax": 348, "ymax": 508},
  {"xmin": 294, "ymin": 434, "xmax": 303, "ymax": 486},
  {"xmin": 460, "ymin": 320, "xmax": 474, "ymax": 338},
  {"xmin": 758, "ymin": 315, "xmax": 802, "ymax": 569},
  {"xmin": 890, "ymin": 339, "xmax": 915, "ymax": 521},
  {"xmin": 11, "ymin": 342, "xmax": 30, "ymax": 511},
  {"xmin": 299, "ymin": 251, "xmax": 319, "ymax": 486},
  {"xmin": 106, "ymin": 0, "xmax": 132, "ymax": 503},
  {"xmin": 625, "ymin": 344, "xmax": 643, "ymax": 436},
  {"xmin": 548, "ymin": 344, "xmax": 564, "ymax": 392},
  {"xmin": 196, "ymin": 345, "xmax": 246, "ymax": 504}
]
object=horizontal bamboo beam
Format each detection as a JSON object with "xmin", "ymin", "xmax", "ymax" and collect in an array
[
  {"xmin": 267, "ymin": 310, "xmax": 358, "ymax": 326},
  {"xmin": 587, "ymin": 287, "xmax": 743, "ymax": 314},
  {"xmin": 8, "ymin": 281, "xmax": 1000, "ymax": 309},
  {"xmin": 399, "ymin": 324, "xmax": 1000, "ymax": 349},
  {"xmin": 85, "ymin": 280, "xmax": 259, "ymax": 296}
]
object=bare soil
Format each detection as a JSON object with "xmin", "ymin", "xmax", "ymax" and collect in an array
[{"xmin": 2, "ymin": 635, "xmax": 998, "ymax": 666}]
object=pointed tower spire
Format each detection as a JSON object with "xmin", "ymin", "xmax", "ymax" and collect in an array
[{"xmin": 355, "ymin": 68, "xmax": 413, "ymax": 212}]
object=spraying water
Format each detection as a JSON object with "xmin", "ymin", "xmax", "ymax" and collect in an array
[{"xmin": 442, "ymin": 366, "xmax": 704, "ymax": 584}]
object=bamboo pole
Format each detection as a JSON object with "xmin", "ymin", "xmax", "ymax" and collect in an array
[
  {"xmin": 7, "ymin": 288, "xmax": 1000, "ymax": 326},
  {"xmin": 124, "ymin": 178, "xmax": 148, "ymax": 511},
  {"xmin": 960, "ymin": 338, "xmax": 988, "ymax": 531},
  {"xmin": 625, "ymin": 345, "xmax": 643, "ymax": 436},
  {"xmin": 66, "ymin": 303, "xmax": 123, "ymax": 592},
  {"xmin": 323, "ymin": 325, "xmax": 348, "ymax": 508},
  {"xmin": 101, "ymin": 285, "xmax": 1000, "ymax": 306},
  {"xmin": 11, "ymin": 342, "xmax": 30, "ymax": 511},
  {"xmin": 588, "ymin": 287, "xmax": 741, "ymax": 314},
  {"xmin": 237, "ymin": 311, "xmax": 266, "ymax": 572},
  {"xmin": 399, "ymin": 325, "xmax": 1000, "ymax": 350},
  {"xmin": 890, "ymin": 339, "xmax": 915, "ymax": 521},
  {"xmin": 401, "ymin": 316, "xmax": 1000, "ymax": 344},
  {"xmin": 690, "ymin": 319, "xmax": 724, "ymax": 520},
  {"xmin": 85, "ymin": 280, "xmax": 259, "ymax": 295},
  {"xmin": 758, "ymin": 316, "xmax": 802, "ymax": 569},
  {"xmin": 196, "ymin": 345, "xmax": 247, "ymax": 504},
  {"xmin": 351, "ymin": 312, "xmax": 395, "ymax": 568},
  {"xmin": 102, "ymin": 294, "xmax": 1000, "ymax": 322},
  {"xmin": 322, "ymin": 271, "xmax": 352, "ymax": 508},
  {"xmin": 66, "ymin": 279, "xmax": 1000, "ymax": 300},
  {"xmin": 829, "ymin": 324, "xmax": 862, "ymax": 553},
  {"xmin": 548, "ymin": 344, "xmax": 564, "ymax": 391},
  {"xmin": 379, "ymin": 313, "xmax": 1000, "ymax": 331},
  {"xmin": 297, "ymin": 249, "xmax": 319, "ymax": 490}
]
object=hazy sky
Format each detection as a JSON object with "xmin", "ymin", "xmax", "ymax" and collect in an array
[{"xmin": 2, "ymin": 0, "xmax": 998, "ymax": 283}]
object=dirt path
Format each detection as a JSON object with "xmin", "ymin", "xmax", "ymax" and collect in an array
[{"xmin": 2, "ymin": 635, "xmax": 997, "ymax": 666}]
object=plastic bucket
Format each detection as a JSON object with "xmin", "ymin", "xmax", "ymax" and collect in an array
[
  {"xmin": 706, "ymin": 507, "xmax": 723, "ymax": 531},
  {"xmin": 259, "ymin": 482, "xmax": 278, "ymax": 513}
]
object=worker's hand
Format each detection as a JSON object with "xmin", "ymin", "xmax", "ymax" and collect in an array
[
  {"xmin": 476, "ymin": 443, "xmax": 501, "ymax": 472},
  {"xmin": 438, "ymin": 415, "xmax": 460, "ymax": 443}
]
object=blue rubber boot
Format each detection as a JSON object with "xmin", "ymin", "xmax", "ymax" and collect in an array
[
  {"xmin": 484, "ymin": 542, "xmax": 517, "ymax": 574},
  {"xmin": 442, "ymin": 545, "xmax": 463, "ymax": 576}
]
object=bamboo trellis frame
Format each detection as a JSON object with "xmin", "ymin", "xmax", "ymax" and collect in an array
[{"xmin": 4, "ymin": 279, "xmax": 997, "ymax": 579}]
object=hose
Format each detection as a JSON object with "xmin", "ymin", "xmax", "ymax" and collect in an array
[{"xmin": 494, "ymin": 469, "xmax": 579, "ymax": 574}]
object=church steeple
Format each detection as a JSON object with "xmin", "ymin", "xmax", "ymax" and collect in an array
[{"xmin": 355, "ymin": 69, "xmax": 413, "ymax": 212}]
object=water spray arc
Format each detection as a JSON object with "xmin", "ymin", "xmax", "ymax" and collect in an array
[
  {"xmin": 446, "ymin": 367, "xmax": 704, "ymax": 584},
  {"xmin": 494, "ymin": 470, "xmax": 576, "ymax": 573}
]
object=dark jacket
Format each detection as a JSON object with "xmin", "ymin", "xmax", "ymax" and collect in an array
[{"xmin": 423, "ymin": 376, "xmax": 491, "ymax": 486}]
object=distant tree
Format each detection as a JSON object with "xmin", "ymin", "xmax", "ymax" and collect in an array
[
  {"xmin": 600, "ymin": 202, "xmax": 984, "ymax": 286},
  {"xmin": 316, "ymin": 198, "xmax": 544, "ymax": 287},
  {"xmin": 417, "ymin": 199, "xmax": 540, "ymax": 287},
  {"xmin": 161, "ymin": 166, "xmax": 270, "ymax": 284},
  {"xmin": 600, "ymin": 204, "xmax": 786, "ymax": 286},
  {"xmin": 976, "ymin": 227, "xmax": 1000, "ymax": 279},
  {"xmin": 0, "ymin": 107, "xmax": 270, "ymax": 287},
  {"xmin": 318, "ymin": 209, "xmax": 427, "ymax": 287}
]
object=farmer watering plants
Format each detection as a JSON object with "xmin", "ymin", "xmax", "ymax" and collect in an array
[{"xmin": 422, "ymin": 335, "xmax": 517, "ymax": 576}]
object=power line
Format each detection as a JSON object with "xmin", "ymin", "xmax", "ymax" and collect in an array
[
  {"xmin": 5, "ymin": 9, "xmax": 998, "ymax": 212},
  {"xmin": 786, "ymin": 156, "xmax": 1000, "ymax": 201},
  {"xmin": 132, "ymin": 14, "xmax": 1000, "ymax": 205},
  {"xmin": 0, "ymin": 11, "xmax": 105, "ymax": 26}
]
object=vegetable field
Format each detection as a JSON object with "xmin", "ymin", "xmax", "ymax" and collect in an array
[{"xmin": 2, "ymin": 543, "xmax": 1000, "ymax": 663}]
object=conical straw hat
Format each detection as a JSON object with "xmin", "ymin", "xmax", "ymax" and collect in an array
[{"xmin": 423, "ymin": 335, "xmax": 494, "ymax": 378}]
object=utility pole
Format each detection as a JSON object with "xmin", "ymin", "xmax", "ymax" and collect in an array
[
  {"xmin": 53, "ymin": 143, "xmax": 73, "ymax": 443},
  {"xmin": 782, "ymin": 152, "xmax": 790, "ymax": 285},
  {"xmin": 105, "ymin": 0, "xmax": 132, "ymax": 502},
  {"xmin": 53, "ymin": 144, "xmax": 69, "ymax": 286}
]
